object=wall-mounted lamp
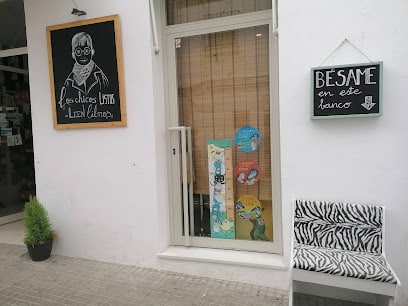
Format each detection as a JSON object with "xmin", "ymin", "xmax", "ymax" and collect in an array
[{"xmin": 71, "ymin": 8, "xmax": 86, "ymax": 16}]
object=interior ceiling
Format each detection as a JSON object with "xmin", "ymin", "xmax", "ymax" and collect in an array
[{"xmin": 0, "ymin": 0, "xmax": 26, "ymax": 50}]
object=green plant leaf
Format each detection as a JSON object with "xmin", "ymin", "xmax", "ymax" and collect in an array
[{"xmin": 23, "ymin": 197, "xmax": 53, "ymax": 245}]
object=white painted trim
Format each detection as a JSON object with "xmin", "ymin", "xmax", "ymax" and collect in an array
[
  {"xmin": 149, "ymin": 0, "xmax": 160, "ymax": 54},
  {"xmin": 158, "ymin": 246, "xmax": 288, "ymax": 270},
  {"xmin": 272, "ymin": 0, "xmax": 278, "ymax": 32},
  {"xmin": 269, "ymin": 12, "xmax": 283, "ymax": 254},
  {"xmin": 293, "ymin": 268, "xmax": 397, "ymax": 297},
  {"xmin": 293, "ymin": 280, "xmax": 377, "ymax": 304},
  {"xmin": 0, "ymin": 47, "xmax": 28, "ymax": 58},
  {"xmin": 169, "ymin": 126, "xmax": 191, "ymax": 246}
]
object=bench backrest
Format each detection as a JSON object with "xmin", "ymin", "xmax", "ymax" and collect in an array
[{"xmin": 294, "ymin": 199, "xmax": 383, "ymax": 255}]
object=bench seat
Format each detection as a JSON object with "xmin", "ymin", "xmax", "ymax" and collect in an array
[
  {"xmin": 293, "ymin": 243, "xmax": 397, "ymax": 284},
  {"xmin": 292, "ymin": 199, "xmax": 399, "ymax": 304}
]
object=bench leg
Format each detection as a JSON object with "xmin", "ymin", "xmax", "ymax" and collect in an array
[{"xmin": 375, "ymin": 294, "xmax": 391, "ymax": 306}]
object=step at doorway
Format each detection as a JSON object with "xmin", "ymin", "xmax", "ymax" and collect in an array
[{"xmin": 0, "ymin": 220, "xmax": 24, "ymax": 245}]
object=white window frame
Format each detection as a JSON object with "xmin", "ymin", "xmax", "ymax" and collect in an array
[{"xmin": 163, "ymin": 8, "xmax": 282, "ymax": 254}]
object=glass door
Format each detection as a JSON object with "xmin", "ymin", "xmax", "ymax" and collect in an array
[
  {"xmin": 0, "ymin": 50, "xmax": 34, "ymax": 225},
  {"xmin": 0, "ymin": 0, "xmax": 31, "ymax": 225},
  {"xmin": 167, "ymin": 19, "xmax": 282, "ymax": 253}
]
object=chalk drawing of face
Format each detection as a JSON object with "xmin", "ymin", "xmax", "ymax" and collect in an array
[
  {"xmin": 71, "ymin": 32, "xmax": 95, "ymax": 66},
  {"xmin": 74, "ymin": 44, "xmax": 93, "ymax": 66}
]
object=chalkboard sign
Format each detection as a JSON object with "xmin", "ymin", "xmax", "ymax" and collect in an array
[
  {"xmin": 311, "ymin": 62, "xmax": 382, "ymax": 119},
  {"xmin": 47, "ymin": 15, "xmax": 126, "ymax": 129}
]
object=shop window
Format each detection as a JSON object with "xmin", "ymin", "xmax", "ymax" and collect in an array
[
  {"xmin": 165, "ymin": 0, "xmax": 281, "ymax": 253},
  {"xmin": 0, "ymin": 53, "xmax": 35, "ymax": 222}
]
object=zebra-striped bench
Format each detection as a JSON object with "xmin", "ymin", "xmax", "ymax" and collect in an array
[{"xmin": 292, "ymin": 200, "xmax": 399, "ymax": 305}]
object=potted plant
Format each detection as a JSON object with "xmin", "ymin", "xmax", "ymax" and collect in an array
[{"xmin": 23, "ymin": 197, "xmax": 56, "ymax": 261}]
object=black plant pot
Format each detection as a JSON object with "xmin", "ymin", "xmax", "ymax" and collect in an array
[{"xmin": 26, "ymin": 239, "xmax": 53, "ymax": 261}]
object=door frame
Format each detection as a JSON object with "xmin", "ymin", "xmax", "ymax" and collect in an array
[{"xmin": 164, "ymin": 9, "xmax": 283, "ymax": 254}]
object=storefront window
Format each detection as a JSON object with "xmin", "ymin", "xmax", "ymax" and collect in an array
[
  {"xmin": 176, "ymin": 25, "xmax": 272, "ymax": 242},
  {"xmin": 0, "ymin": 54, "xmax": 35, "ymax": 223},
  {"xmin": 166, "ymin": 0, "xmax": 281, "ymax": 253}
]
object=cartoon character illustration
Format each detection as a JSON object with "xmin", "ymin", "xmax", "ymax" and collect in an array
[
  {"xmin": 234, "ymin": 160, "xmax": 260, "ymax": 186},
  {"xmin": 213, "ymin": 160, "xmax": 225, "ymax": 183},
  {"xmin": 220, "ymin": 219, "xmax": 235, "ymax": 232},
  {"xmin": 250, "ymin": 133, "xmax": 260, "ymax": 151},
  {"xmin": 235, "ymin": 126, "xmax": 261, "ymax": 152},
  {"xmin": 211, "ymin": 196, "xmax": 223, "ymax": 225},
  {"xmin": 58, "ymin": 32, "xmax": 109, "ymax": 109},
  {"xmin": 236, "ymin": 196, "xmax": 269, "ymax": 241},
  {"xmin": 210, "ymin": 150, "xmax": 225, "ymax": 191},
  {"xmin": 237, "ymin": 172, "xmax": 246, "ymax": 184},
  {"xmin": 248, "ymin": 206, "xmax": 269, "ymax": 241},
  {"xmin": 208, "ymin": 139, "xmax": 235, "ymax": 239},
  {"xmin": 247, "ymin": 168, "xmax": 258, "ymax": 181},
  {"xmin": 236, "ymin": 168, "xmax": 259, "ymax": 185}
]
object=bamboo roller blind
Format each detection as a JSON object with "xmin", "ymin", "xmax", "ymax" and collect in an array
[
  {"xmin": 167, "ymin": 0, "xmax": 272, "ymax": 25},
  {"xmin": 176, "ymin": 25, "xmax": 272, "ymax": 202}
]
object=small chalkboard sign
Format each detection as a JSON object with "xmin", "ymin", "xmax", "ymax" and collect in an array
[
  {"xmin": 311, "ymin": 62, "xmax": 382, "ymax": 119},
  {"xmin": 47, "ymin": 15, "xmax": 126, "ymax": 129}
]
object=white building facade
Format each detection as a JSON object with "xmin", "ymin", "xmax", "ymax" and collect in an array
[{"xmin": 21, "ymin": 0, "xmax": 408, "ymax": 305}]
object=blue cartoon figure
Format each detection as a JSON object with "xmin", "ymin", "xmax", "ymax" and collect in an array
[
  {"xmin": 235, "ymin": 126, "xmax": 261, "ymax": 152},
  {"xmin": 250, "ymin": 133, "xmax": 260, "ymax": 151},
  {"xmin": 208, "ymin": 139, "xmax": 235, "ymax": 239},
  {"xmin": 211, "ymin": 151, "xmax": 225, "ymax": 193}
]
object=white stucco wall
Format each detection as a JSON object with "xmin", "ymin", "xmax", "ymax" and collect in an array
[
  {"xmin": 23, "ymin": 0, "xmax": 291, "ymax": 294},
  {"xmin": 279, "ymin": 1, "xmax": 408, "ymax": 305},
  {"xmin": 24, "ymin": 0, "xmax": 408, "ymax": 305},
  {"xmin": 24, "ymin": 0, "xmax": 163, "ymax": 267}
]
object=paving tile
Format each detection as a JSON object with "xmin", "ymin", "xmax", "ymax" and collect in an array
[
  {"xmin": 0, "ymin": 243, "xmax": 289, "ymax": 306},
  {"xmin": 1, "ymin": 243, "xmax": 377, "ymax": 306}
]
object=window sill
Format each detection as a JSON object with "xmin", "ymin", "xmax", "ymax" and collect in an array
[{"xmin": 158, "ymin": 246, "xmax": 288, "ymax": 270}]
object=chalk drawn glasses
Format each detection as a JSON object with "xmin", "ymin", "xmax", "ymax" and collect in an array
[{"xmin": 74, "ymin": 46, "xmax": 91, "ymax": 56}]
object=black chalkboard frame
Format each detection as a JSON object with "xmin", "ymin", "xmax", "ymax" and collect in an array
[
  {"xmin": 311, "ymin": 61, "xmax": 383, "ymax": 119},
  {"xmin": 46, "ymin": 15, "xmax": 126, "ymax": 129}
]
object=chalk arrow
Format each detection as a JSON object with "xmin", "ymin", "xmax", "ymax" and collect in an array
[{"xmin": 361, "ymin": 96, "xmax": 376, "ymax": 111}]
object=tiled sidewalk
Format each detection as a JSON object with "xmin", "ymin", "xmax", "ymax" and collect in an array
[{"xmin": 0, "ymin": 243, "xmax": 289, "ymax": 306}]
